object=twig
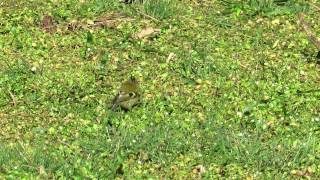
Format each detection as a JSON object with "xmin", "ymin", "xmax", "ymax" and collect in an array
[
  {"xmin": 308, "ymin": 2, "xmax": 320, "ymax": 12},
  {"xmin": 57, "ymin": 139, "xmax": 72, "ymax": 148},
  {"xmin": 298, "ymin": 13, "xmax": 320, "ymax": 50},
  {"xmin": 135, "ymin": 9, "xmax": 160, "ymax": 22},
  {"xmin": 8, "ymin": 90, "xmax": 17, "ymax": 106},
  {"xmin": 125, "ymin": 4, "xmax": 159, "ymax": 22}
]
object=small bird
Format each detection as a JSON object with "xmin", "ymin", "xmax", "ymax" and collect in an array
[{"xmin": 111, "ymin": 76, "xmax": 140, "ymax": 111}]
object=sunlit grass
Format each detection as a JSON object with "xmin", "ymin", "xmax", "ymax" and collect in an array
[{"xmin": 0, "ymin": 0, "xmax": 319, "ymax": 178}]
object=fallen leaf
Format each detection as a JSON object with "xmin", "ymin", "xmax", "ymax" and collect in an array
[
  {"xmin": 40, "ymin": 15, "xmax": 57, "ymax": 33},
  {"xmin": 38, "ymin": 165, "xmax": 47, "ymax": 176},
  {"xmin": 291, "ymin": 168, "xmax": 313, "ymax": 178},
  {"xmin": 266, "ymin": 120, "xmax": 274, "ymax": 126},
  {"xmin": 166, "ymin": 52, "xmax": 176, "ymax": 63},
  {"xmin": 192, "ymin": 165, "xmax": 206, "ymax": 175},
  {"xmin": 195, "ymin": 85, "xmax": 202, "ymax": 90},
  {"xmin": 134, "ymin": 27, "xmax": 160, "ymax": 39},
  {"xmin": 67, "ymin": 20, "xmax": 81, "ymax": 31},
  {"xmin": 246, "ymin": 175, "xmax": 254, "ymax": 180},
  {"xmin": 197, "ymin": 112, "xmax": 206, "ymax": 123}
]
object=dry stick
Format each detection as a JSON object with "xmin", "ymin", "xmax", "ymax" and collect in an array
[
  {"xmin": 309, "ymin": 2, "xmax": 320, "ymax": 12},
  {"xmin": 125, "ymin": 4, "xmax": 159, "ymax": 22},
  {"xmin": 298, "ymin": 13, "xmax": 320, "ymax": 50},
  {"xmin": 131, "ymin": 7, "xmax": 160, "ymax": 22},
  {"xmin": 8, "ymin": 90, "xmax": 17, "ymax": 106},
  {"xmin": 137, "ymin": 10, "xmax": 160, "ymax": 22}
]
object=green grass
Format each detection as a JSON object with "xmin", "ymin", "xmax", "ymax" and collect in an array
[
  {"xmin": 142, "ymin": 0, "xmax": 177, "ymax": 20},
  {"xmin": 1, "ymin": 0, "xmax": 320, "ymax": 178}
]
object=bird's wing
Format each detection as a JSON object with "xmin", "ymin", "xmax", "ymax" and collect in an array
[{"xmin": 111, "ymin": 92, "xmax": 132, "ymax": 110}]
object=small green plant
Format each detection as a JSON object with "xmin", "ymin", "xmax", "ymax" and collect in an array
[
  {"xmin": 249, "ymin": 0, "xmax": 274, "ymax": 13},
  {"xmin": 143, "ymin": 0, "xmax": 177, "ymax": 20},
  {"xmin": 245, "ymin": 0, "xmax": 306, "ymax": 16}
]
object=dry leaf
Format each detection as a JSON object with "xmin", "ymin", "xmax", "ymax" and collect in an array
[
  {"xmin": 246, "ymin": 175, "xmax": 254, "ymax": 180},
  {"xmin": 291, "ymin": 168, "xmax": 313, "ymax": 178},
  {"xmin": 67, "ymin": 13, "xmax": 132, "ymax": 32},
  {"xmin": 134, "ymin": 27, "xmax": 160, "ymax": 39},
  {"xmin": 195, "ymin": 85, "xmax": 202, "ymax": 90},
  {"xmin": 41, "ymin": 15, "xmax": 57, "ymax": 33},
  {"xmin": 192, "ymin": 165, "xmax": 206, "ymax": 175},
  {"xmin": 38, "ymin": 165, "xmax": 47, "ymax": 176},
  {"xmin": 266, "ymin": 120, "xmax": 274, "ymax": 126},
  {"xmin": 67, "ymin": 20, "xmax": 81, "ymax": 31},
  {"xmin": 166, "ymin": 52, "xmax": 176, "ymax": 63}
]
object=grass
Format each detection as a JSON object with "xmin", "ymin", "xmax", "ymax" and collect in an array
[{"xmin": 0, "ymin": 0, "xmax": 320, "ymax": 178}]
